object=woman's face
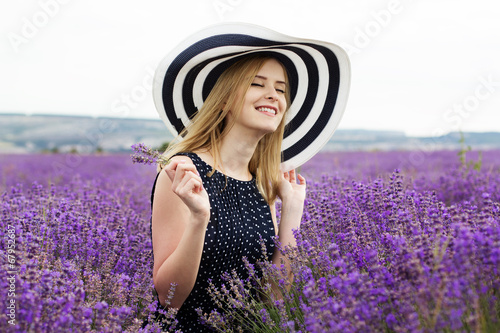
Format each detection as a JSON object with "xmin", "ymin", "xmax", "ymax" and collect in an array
[{"xmin": 230, "ymin": 58, "xmax": 287, "ymax": 137}]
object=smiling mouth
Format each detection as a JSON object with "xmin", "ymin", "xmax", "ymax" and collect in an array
[{"xmin": 256, "ymin": 106, "xmax": 277, "ymax": 115}]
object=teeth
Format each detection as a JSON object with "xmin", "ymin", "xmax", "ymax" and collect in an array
[{"xmin": 257, "ymin": 107, "xmax": 276, "ymax": 115}]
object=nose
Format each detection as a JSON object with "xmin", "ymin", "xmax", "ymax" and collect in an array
[{"xmin": 266, "ymin": 88, "xmax": 279, "ymax": 101}]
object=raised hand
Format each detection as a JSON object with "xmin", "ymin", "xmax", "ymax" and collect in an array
[
  {"xmin": 278, "ymin": 169, "xmax": 306, "ymax": 204},
  {"xmin": 164, "ymin": 159, "xmax": 210, "ymax": 223}
]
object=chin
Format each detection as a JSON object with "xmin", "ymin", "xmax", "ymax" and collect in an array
[{"xmin": 261, "ymin": 126, "xmax": 279, "ymax": 136}]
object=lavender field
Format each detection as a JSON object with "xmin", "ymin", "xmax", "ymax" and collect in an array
[{"xmin": 1, "ymin": 150, "xmax": 499, "ymax": 332}]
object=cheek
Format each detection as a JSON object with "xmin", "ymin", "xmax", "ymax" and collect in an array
[
  {"xmin": 280, "ymin": 99, "xmax": 287, "ymax": 114},
  {"xmin": 277, "ymin": 109, "xmax": 286, "ymax": 123}
]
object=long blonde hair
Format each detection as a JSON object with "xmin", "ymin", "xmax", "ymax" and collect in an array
[{"xmin": 161, "ymin": 54, "xmax": 291, "ymax": 204}]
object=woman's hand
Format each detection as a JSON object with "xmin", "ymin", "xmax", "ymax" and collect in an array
[
  {"xmin": 278, "ymin": 169, "xmax": 306, "ymax": 204},
  {"xmin": 163, "ymin": 159, "xmax": 210, "ymax": 223}
]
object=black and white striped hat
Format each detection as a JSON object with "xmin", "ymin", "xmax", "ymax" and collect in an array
[{"xmin": 153, "ymin": 23, "xmax": 350, "ymax": 171}]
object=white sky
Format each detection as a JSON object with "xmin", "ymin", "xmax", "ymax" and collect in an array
[{"xmin": 1, "ymin": 0, "xmax": 499, "ymax": 137}]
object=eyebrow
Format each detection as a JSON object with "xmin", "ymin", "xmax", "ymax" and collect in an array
[{"xmin": 254, "ymin": 75, "xmax": 286, "ymax": 85}]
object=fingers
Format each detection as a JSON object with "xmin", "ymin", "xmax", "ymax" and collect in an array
[
  {"xmin": 164, "ymin": 160, "xmax": 204, "ymax": 195},
  {"xmin": 176, "ymin": 173, "xmax": 204, "ymax": 195},
  {"xmin": 297, "ymin": 173, "xmax": 306, "ymax": 186},
  {"xmin": 283, "ymin": 169, "xmax": 306, "ymax": 186},
  {"xmin": 164, "ymin": 160, "xmax": 198, "ymax": 180},
  {"xmin": 289, "ymin": 169, "xmax": 296, "ymax": 183},
  {"xmin": 163, "ymin": 159, "xmax": 182, "ymax": 181}
]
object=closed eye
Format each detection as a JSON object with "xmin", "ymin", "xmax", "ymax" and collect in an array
[{"xmin": 251, "ymin": 82, "xmax": 285, "ymax": 94}]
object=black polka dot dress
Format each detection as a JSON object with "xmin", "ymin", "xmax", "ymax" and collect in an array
[{"xmin": 150, "ymin": 152, "xmax": 276, "ymax": 332}]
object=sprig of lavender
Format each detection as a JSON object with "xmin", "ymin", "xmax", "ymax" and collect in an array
[{"xmin": 130, "ymin": 143, "xmax": 170, "ymax": 166}]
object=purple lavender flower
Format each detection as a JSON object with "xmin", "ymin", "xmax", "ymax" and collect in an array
[
  {"xmin": 130, "ymin": 143, "xmax": 170, "ymax": 166},
  {"xmin": 1, "ymin": 150, "xmax": 499, "ymax": 332}
]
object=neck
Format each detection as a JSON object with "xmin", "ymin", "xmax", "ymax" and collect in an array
[{"xmin": 217, "ymin": 127, "xmax": 262, "ymax": 180}]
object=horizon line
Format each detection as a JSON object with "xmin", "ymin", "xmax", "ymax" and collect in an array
[{"xmin": 1, "ymin": 112, "xmax": 499, "ymax": 137}]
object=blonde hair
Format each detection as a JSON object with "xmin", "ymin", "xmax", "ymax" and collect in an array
[{"xmin": 161, "ymin": 54, "xmax": 291, "ymax": 204}]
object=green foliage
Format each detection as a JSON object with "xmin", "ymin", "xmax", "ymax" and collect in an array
[
  {"xmin": 457, "ymin": 131, "xmax": 482, "ymax": 173},
  {"xmin": 156, "ymin": 141, "xmax": 170, "ymax": 152}
]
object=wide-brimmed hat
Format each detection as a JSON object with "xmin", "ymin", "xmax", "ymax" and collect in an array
[{"xmin": 153, "ymin": 22, "xmax": 350, "ymax": 171}]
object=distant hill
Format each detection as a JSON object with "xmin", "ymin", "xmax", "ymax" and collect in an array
[
  {"xmin": 0, "ymin": 114, "xmax": 172, "ymax": 153},
  {"xmin": 1, "ymin": 113, "xmax": 499, "ymax": 153}
]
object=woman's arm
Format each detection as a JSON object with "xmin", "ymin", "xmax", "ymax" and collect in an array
[
  {"xmin": 151, "ymin": 156, "xmax": 211, "ymax": 308},
  {"xmin": 271, "ymin": 169, "xmax": 306, "ymax": 276}
]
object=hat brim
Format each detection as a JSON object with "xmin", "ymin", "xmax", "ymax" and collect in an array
[{"xmin": 153, "ymin": 22, "xmax": 350, "ymax": 171}]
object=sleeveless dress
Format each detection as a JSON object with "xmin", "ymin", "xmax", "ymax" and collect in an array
[{"xmin": 149, "ymin": 152, "xmax": 276, "ymax": 332}]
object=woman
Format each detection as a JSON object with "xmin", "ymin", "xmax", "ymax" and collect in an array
[{"xmin": 148, "ymin": 23, "xmax": 350, "ymax": 331}]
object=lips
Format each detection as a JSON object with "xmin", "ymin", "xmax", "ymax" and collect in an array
[{"xmin": 256, "ymin": 106, "xmax": 277, "ymax": 116}]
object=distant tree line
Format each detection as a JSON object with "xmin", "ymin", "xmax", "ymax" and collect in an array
[{"xmin": 41, "ymin": 143, "xmax": 170, "ymax": 155}]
